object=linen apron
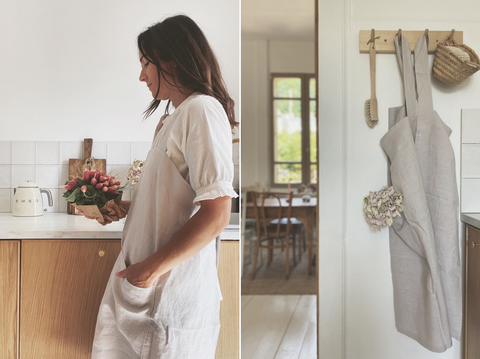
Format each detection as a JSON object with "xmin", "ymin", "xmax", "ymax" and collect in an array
[
  {"xmin": 91, "ymin": 109, "xmax": 223, "ymax": 359},
  {"xmin": 380, "ymin": 34, "xmax": 462, "ymax": 352}
]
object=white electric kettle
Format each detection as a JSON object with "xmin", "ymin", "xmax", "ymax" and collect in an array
[{"xmin": 13, "ymin": 180, "xmax": 53, "ymax": 217}]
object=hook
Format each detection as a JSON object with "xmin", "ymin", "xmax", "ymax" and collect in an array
[
  {"xmin": 425, "ymin": 28, "xmax": 429, "ymax": 37},
  {"xmin": 397, "ymin": 29, "xmax": 402, "ymax": 43},
  {"xmin": 366, "ymin": 29, "xmax": 380, "ymax": 47},
  {"xmin": 448, "ymin": 29, "xmax": 456, "ymax": 42}
]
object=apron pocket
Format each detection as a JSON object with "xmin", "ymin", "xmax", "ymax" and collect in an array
[{"xmin": 111, "ymin": 251, "xmax": 156, "ymax": 355}]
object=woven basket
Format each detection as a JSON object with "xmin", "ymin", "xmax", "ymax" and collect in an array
[{"xmin": 433, "ymin": 37, "xmax": 480, "ymax": 86}]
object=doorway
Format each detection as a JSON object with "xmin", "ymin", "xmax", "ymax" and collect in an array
[{"xmin": 241, "ymin": 0, "xmax": 319, "ymax": 357}]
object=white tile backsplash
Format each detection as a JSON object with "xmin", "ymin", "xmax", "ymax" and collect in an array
[
  {"xmin": 131, "ymin": 142, "xmax": 151, "ymax": 163},
  {"xmin": 92, "ymin": 141, "xmax": 107, "ymax": 160},
  {"xmin": 36, "ymin": 165, "xmax": 60, "ymax": 188},
  {"xmin": 462, "ymin": 144, "xmax": 480, "ymax": 178},
  {"xmin": 0, "ymin": 165, "xmax": 11, "ymax": 188},
  {"xmin": 12, "ymin": 141, "xmax": 35, "ymax": 164},
  {"xmin": 59, "ymin": 164, "xmax": 69, "ymax": 186},
  {"xmin": 12, "ymin": 165, "xmax": 36, "ymax": 187},
  {"xmin": 60, "ymin": 141, "xmax": 83, "ymax": 165},
  {"xmin": 0, "ymin": 139, "xmax": 237, "ymax": 212},
  {"xmin": 107, "ymin": 142, "xmax": 131, "ymax": 165},
  {"xmin": 36, "ymin": 142, "xmax": 60, "ymax": 164},
  {"xmin": 462, "ymin": 179, "xmax": 480, "ymax": 213},
  {"xmin": 462, "ymin": 110, "xmax": 480, "ymax": 212},
  {"xmin": 463, "ymin": 110, "xmax": 480, "ymax": 143},
  {"xmin": 0, "ymin": 189, "xmax": 11, "ymax": 212},
  {"xmin": 0, "ymin": 142, "xmax": 11, "ymax": 164},
  {"xmin": 58, "ymin": 189, "xmax": 68, "ymax": 213}
]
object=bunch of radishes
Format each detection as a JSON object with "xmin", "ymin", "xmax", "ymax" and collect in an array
[
  {"xmin": 83, "ymin": 170, "xmax": 122, "ymax": 194},
  {"xmin": 63, "ymin": 170, "xmax": 132, "ymax": 209}
]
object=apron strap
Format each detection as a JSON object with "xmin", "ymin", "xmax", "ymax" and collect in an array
[
  {"xmin": 152, "ymin": 114, "xmax": 178, "ymax": 152},
  {"xmin": 394, "ymin": 34, "xmax": 418, "ymax": 117},
  {"xmin": 413, "ymin": 34, "xmax": 434, "ymax": 112}
]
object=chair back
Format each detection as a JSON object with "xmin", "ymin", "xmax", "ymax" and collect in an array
[{"xmin": 251, "ymin": 192, "xmax": 293, "ymax": 240}]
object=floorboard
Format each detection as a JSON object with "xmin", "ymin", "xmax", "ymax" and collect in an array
[{"xmin": 241, "ymin": 295, "xmax": 317, "ymax": 359}]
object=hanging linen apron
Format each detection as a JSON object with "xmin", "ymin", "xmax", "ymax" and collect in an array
[
  {"xmin": 91, "ymin": 110, "xmax": 223, "ymax": 359},
  {"xmin": 380, "ymin": 34, "xmax": 462, "ymax": 352}
]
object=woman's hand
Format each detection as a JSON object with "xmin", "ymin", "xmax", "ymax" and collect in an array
[{"xmin": 115, "ymin": 260, "xmax": 157, "ymax": 289}]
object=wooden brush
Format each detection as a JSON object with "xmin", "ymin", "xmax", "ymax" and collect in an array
[{"xmin": 365, "ymin": 29, "xmax": 379, "ymax": 128}]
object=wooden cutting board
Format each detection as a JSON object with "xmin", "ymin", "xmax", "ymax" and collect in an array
[{"xmin": 67, "ymin": 138, "xmax": 107, "ymax": 215}]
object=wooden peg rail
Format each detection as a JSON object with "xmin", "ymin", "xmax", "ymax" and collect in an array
[{"xmin": 359, "ymin": 30, "xmax": 463, "ymax": 54}]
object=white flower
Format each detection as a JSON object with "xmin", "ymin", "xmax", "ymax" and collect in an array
[
  {"xmin": 127, "ymin": 159, "xmax": 144, "ymax": 185},
  {"xmin": 363, "ymin": 186, "xmax": 403, "ymax": 233}
]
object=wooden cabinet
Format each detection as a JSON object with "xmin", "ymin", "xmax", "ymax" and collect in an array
[
  {"xmin": 0, "ymin": 239, "xmax": 238, "ymax": 359},
  {"xmin": 20, "ymin": 240, "xmax": 121, "ymax": 358},
  {"xmin": 0, "ymin": 241, "xmax": 20, "ymax": 359},
  {"xmin": 216, "ymin": 240, "xmax": 239, "ymax": 359},
  {"xmin": 466, "ymin": 225, "xmax": 480, "ymax": 359}
]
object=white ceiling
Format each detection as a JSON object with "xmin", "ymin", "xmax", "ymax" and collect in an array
[{"xmin": 242, "ymin": 0, "xmax": 315, "ymax": 41}]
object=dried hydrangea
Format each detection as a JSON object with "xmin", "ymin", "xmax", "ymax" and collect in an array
[
  {"xmin": 126, "ymin": 159, "xmax": 144, "ymax": 185},
  {"xmin": 363, "ymin": 186, "xmax": 403, "ymax": 232}
]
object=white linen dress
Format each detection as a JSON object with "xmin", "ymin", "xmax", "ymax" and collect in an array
[{"xmin": 91, "ymin": 93, "xmax": 238, "ymax": 358}]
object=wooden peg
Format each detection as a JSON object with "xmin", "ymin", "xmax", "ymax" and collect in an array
[
  {"xmin": 448, "ymin": 29, "xmax": 456, "ymax": 42},
  {"xmin": 398, "ymin": 29, "xmax": 402, "ymax": 42},
  {"xmin": 425, "ymin": 29, "xmax": 429, "ymax": 37}
]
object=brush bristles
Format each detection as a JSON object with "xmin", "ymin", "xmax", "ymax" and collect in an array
[{"xmin": 365, "ymin": 98, "xmax": 379, "ymax": 128}]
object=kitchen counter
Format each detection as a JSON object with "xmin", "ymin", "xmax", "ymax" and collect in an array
[
  {"xmin": 461, "ymin": 213, "xmax": 480, "ymax": 230},
  {"xmin": 0, "ymin": 213, "xmax": 239, "ymax": 240}
]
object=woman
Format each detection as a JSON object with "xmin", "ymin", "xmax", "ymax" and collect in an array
[{"xmin": 91, "ymin": 15, "xmax": 238, "ymax": 359}]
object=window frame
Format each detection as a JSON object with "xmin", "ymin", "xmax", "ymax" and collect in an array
[{"xmin": 270, "ymin": 73, "xmax": 316, "ymax": 188}]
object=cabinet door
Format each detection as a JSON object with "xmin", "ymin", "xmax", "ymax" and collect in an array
[
  {"xmin": 20, "ymin": 240, "xmax": 121, "ymax": 359},
  {"xmin": 216, "ymin": 240, "xmax": 239, "ymax": 359},
  {"xmin": 467, "ymin": 225, "xmax": 480, "ymax": 359},
  {"xmin": 0, "ymin": 240, "xmax": 20, "ymax": 359}
]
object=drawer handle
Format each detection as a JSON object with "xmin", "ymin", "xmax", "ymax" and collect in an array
[
  {"xmin": 472, "ymin": 242, "xmax": 480, "ymax": 249},
  {"xmin": 98, "ymin": 250, "xmax": 105, "ymax": 257}
]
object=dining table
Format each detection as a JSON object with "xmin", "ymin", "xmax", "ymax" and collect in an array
[{"xmin": 245, "ymin": 197, "xmax": 317, "ymax": 275}]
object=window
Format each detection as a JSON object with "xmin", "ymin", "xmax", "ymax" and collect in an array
[{"xmin": 271, "ymin": 74, "xmax": 317, "ymax": 186}]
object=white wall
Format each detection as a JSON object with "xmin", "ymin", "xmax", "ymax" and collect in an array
[
  {"xmin": 0, "ymin": 0, "xmax": 239, "ymax": 141},
  {"xmin": 241, "ymin": 40, "xmax": 315, "ymax": 188},
  {"xmin": 319, "ymin": 0, "xmax": 480, "ymax": 358}
]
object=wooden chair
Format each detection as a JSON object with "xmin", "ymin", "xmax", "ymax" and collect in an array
[{"xmin": 250, "ymin": 192, "xmax": 299, "ymax": 279}]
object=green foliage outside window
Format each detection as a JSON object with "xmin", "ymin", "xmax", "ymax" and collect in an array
[
  {"xmin": 277, "ymin": 130, "xmax": 301, "ymax": 162},
  {"xmin": 274, "ymin": 78, "xmax": 301, "ymax": 98}
]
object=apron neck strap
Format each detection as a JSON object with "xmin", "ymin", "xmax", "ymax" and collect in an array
[
  {"xmin": 413, "ymin": 34, "xmax": 434, "ymax": 112},
  {"xmin": 152, "ymin": 114, "xmax": 178, "ymax": 152},
  {"xmin": 394, "ymin": 34, "xmax": 418, "ymax": 116}
]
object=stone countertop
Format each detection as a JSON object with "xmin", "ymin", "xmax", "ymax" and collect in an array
[
  {"xmin": 0, "ymin": 213, "xmax": 239, "ymax": 240},
  {"xmin": 461, "ymin": 213, "xmax": 480, "ymax": 230}
]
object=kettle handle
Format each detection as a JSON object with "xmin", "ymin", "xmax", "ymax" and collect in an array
[{"xmin": 40, "ymin": 189, "xmax": 53, "ymax": 207}]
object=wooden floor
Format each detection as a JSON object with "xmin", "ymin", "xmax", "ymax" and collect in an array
[
  {"xmin": 242, "ymin": 238, "xmax": 317, "ymax": 295},
  {"xmin": 242, "ymin": 295, "xmax": 316, "ymax": 359}
]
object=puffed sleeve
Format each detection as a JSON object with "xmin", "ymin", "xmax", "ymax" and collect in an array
[{"xmin": 182, "ymin": 97, "xmax": 238, "ymax": 206}]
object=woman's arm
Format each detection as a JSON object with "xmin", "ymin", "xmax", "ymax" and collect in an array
[{"xmin": 115, "ymin": 195, "xmax": 231, "ymax": 287}]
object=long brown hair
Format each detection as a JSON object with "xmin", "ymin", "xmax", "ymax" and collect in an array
[{"xmin": 138, "ymin": 15, "xmax": 237, "ymax": 130}]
